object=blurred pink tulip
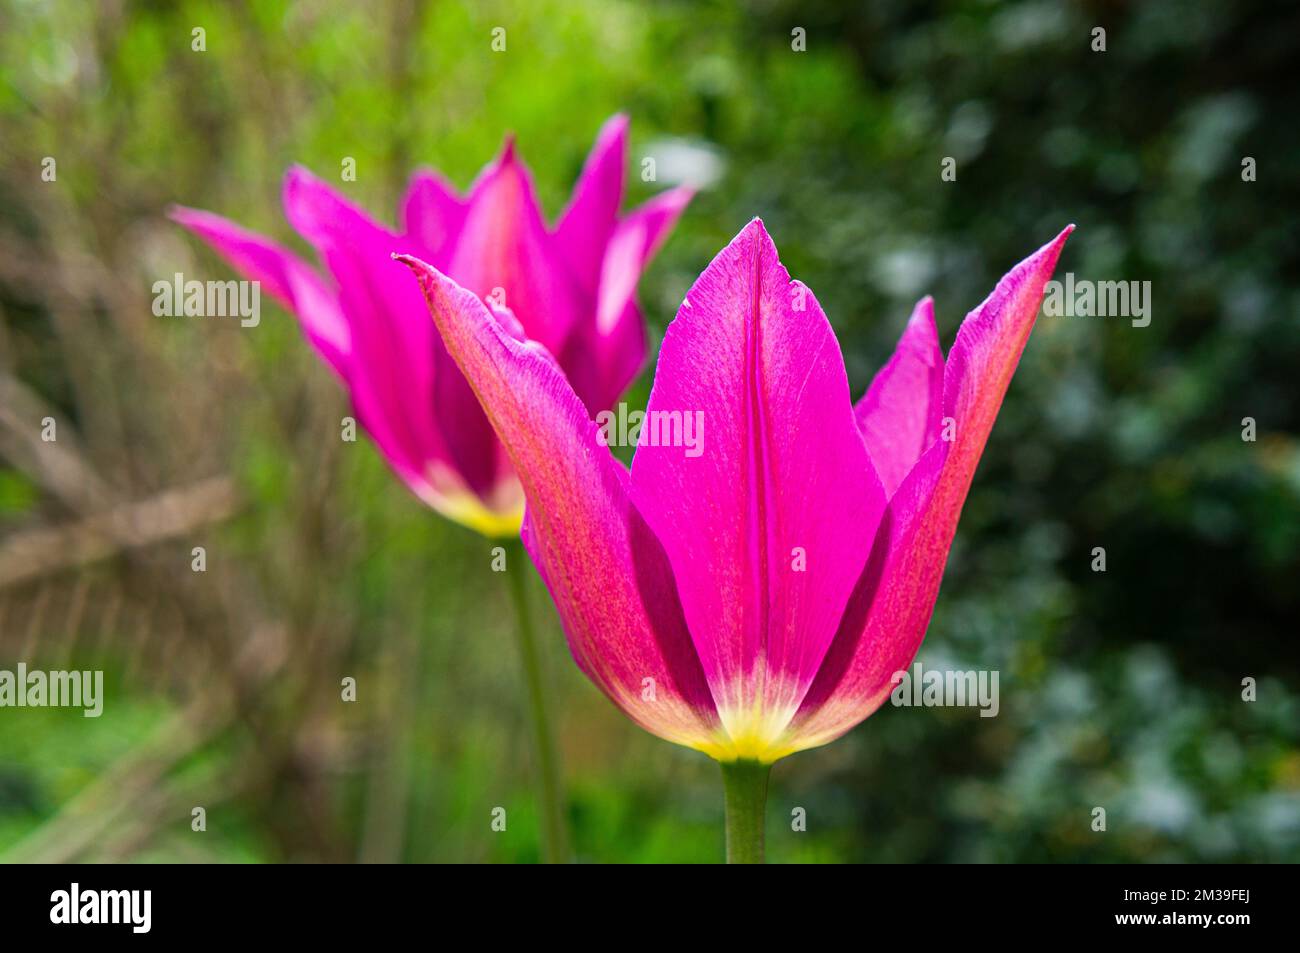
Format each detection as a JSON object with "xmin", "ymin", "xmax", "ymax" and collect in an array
[{"xmin": 172, "ymin": 115, "xmax": 691, "ymax": 537}]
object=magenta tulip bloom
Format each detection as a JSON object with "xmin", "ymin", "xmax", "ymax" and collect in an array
[
  {"xmin": 171, "ymin": 115, "xmax": 691, "ymax": 537},
  {"xmin": 398, "ymin": 218, "xmax": 1071, "ymax": 766}
]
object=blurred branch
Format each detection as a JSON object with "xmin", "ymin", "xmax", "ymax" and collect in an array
[
  {"xmin": 0, "ymin": 475, "xmax": 240, "ymax": 587},
  {"xmin": 0, "ymin": 370, "xmax": 115, "ymax": 511}
]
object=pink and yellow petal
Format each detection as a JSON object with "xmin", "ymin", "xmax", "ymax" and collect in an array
[{"xmin": 628, "ymin": 220, "xmax": 886, "ymax": 762}]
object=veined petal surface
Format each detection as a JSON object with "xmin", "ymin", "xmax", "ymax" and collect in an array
[{"xmin": 628, "ymin": 219, "xmax": 886, "ymax": 761}]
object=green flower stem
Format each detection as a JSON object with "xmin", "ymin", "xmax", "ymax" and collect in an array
[
  {"xmin": 721, "ymin": 759, "xmax": 771, "ymax": 864},
  {"xmin": 505, "ymin": 538, "xmax": 569, "ymax": 863}
]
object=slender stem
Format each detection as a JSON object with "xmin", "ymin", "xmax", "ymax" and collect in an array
[
  {"xmin": 721, "ymin": 759, "xmax": 771, "ymax": 864},
  {"xmin": 504, "ymin": 538, "xmax": 569, "ymax": 863}
]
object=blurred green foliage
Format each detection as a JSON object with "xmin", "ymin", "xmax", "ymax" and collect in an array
[{"xmin": 0, "ymin": 0, "xmax": 1297, "ymax": 862}]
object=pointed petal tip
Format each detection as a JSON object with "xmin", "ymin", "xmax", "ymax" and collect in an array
[
  {"xmin": 908, "ymin": 295, "xmax": 939, "ymax": 338},
  {"xmin": 1033, "ymin": 223, "xmax": 1075, "ymax": 270},
  {"xmin": 475, "ymin": 134, "xmax": 540, "ymax": 193},
  {"xmin": 589, "ymin": 113, "xmax": 630, "ymax": 169},
  {"xmin": 601, "ymin": 112, "xmax": 630, "ymax": 136},
  {"xmin": 735, "ymin": 216, "xmax": 773, "ymax": 247},
  {"xmin": 165, "ymin": 204, "xmax": 245, "ymax": 240},
  {"xmin": 699, "ymin": 218, "xmax": 781, "ymax": 281},
  {"xmin": 166, "ymin": 203, "xmax": 198, "ymax": 225},
  {"xmin": 169, "ymin": 204, "xmax": 245, "ymax": 233},
  {"xmin": 282, "ymin": 163, "xmax": 315, "ymax": 190},
  {"xmin": 629, "ymin": 183, "xmax": 695, "ymax": 222},
  {"xmin": 1049, "ymin": 223, "xmax": 1075, "ymax": 250},
  {"xmin": 281, "ymin": 164, "xmax": 323, "ymax": 210},
  {"xmin": 499, "ymin": 134, "xmax": 518, "ymax": 163},
  {"xmin": 391, "ymin": 251, "xmax": 437, "ymax": 287},
  {"xmin": 394, "ymin": 253, "xmax": 504, "ymax": 330},
  {"xmin": 579, "ymin": 113, "xmax": 629, "ymax": 161},
  {"xmin": 392, "ymin": 250, "xmax": 435, "ymax": 276}
]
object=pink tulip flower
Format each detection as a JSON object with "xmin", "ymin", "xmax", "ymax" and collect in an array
[
  {"xmin": 171, "ymin": 115, "xmax": 691, "ymax": 537},
  {"xmin": 397, "ymin": 218, "xmax": 1071, "ymax": 765}
]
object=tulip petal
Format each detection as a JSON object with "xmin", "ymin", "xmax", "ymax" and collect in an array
[
  {"xmin": 554, "ymin": 113, "xmax": 628, "ymax": 296},
  {"xmin": 167, "ymin": 205, "xmax": 351, "ymax": 376},
  {"xmin": 400, "ymin": 169, "xmax": 467, "ymax": 265},
  {"xmin": 628, "ymin": 219, "xmax": 886, "ymax": 761},
  {"xmin": 854, "ymin": 297, "xmax": 944, "ymax": 498},
  {"xmin": 596, "ymin": 185, "xmax": 694, "ymax": 339},
  {"xmin": 557, "ymin": 213, "xmax": 651, "ymax": 414},
  {"xmin": 449, "ymin": 141, "xmax": 583, "ymax": 356},
  {"xmin": 559, "ymin": 185, "xmax": 695, "ymax": 415},
  {"xmin": 395, "ymin": 253, "xmax": 725, "ymax": 753},
  {"xmin": 282, "ymin": 168, "xmax": 510, "ymax": 524},
  {"xmin": 788, "ymin": 226, "xmax": 1074, "ymax": 752},
  {"xmin": 283, "ymin": 169, "xmax": 439, "ymax": 478}
]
